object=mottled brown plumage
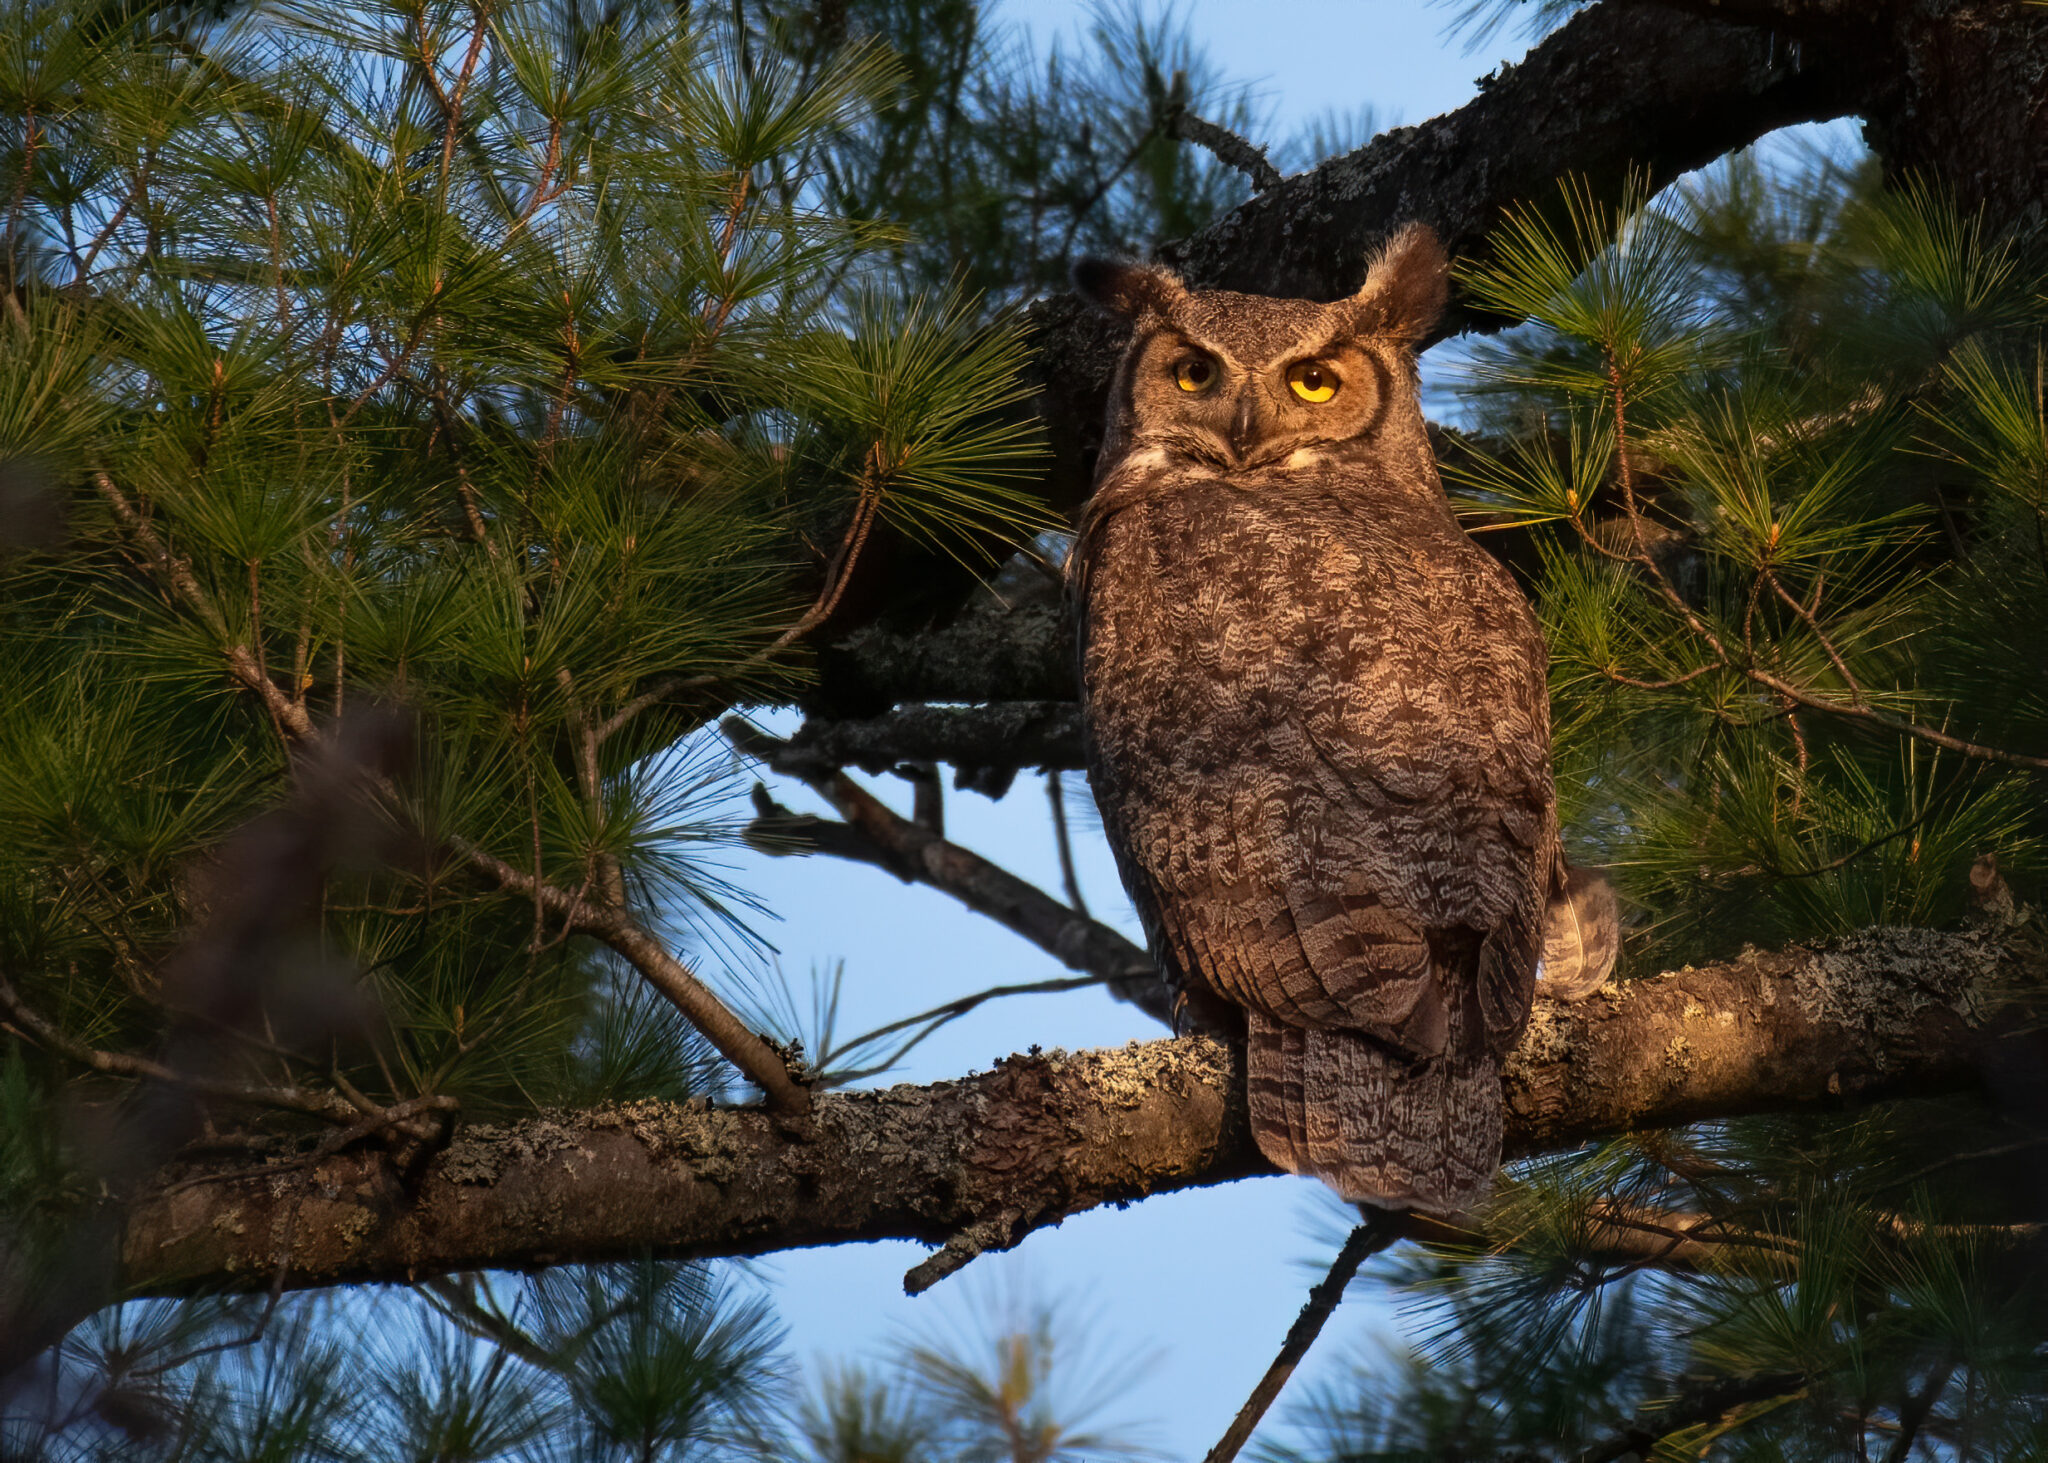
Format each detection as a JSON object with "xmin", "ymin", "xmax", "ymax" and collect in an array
[{"xmin": 1069, "ymin": 226, "xmax": 1587, "ymax": 1215}]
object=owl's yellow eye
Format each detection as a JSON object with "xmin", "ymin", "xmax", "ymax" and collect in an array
[
  {"xmin": 1287, "ymin": 361, "xmax": 1338, "ymax": 403},
  {"xmin": 1173, "ymin": 355, "xmax": 1217, "ymax": 393}
]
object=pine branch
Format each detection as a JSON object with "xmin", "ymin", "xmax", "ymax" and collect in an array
[
  {"xmin": 1580, "ymin": 1371, "xmax": 1811, "ymax": 1463},
  {"xmin": 452, "ymin": 839, "xmax": 812, "ymax": 1115},
  {"xmin": 90, "ymin": 467, "xmax": 807, "ymax": 1114},
  {"xmin": 1880, "ymin": 1354, "xmax": 1957, "ymax": 1463},
  {"xmin": 93, "ymin": 470, "xmax": 314, "ymax": 740},
  {"xmin": 1167, "ymin": 108, "xmax": 1282, "ymax": 193},
  {"xmin": 112, "ymin": 920, "xmax": 2040, "ymax": 1300},
  {"xmin": 1046, "ymin": 771, "xmax": 1091, "ymax": 917},
  {"xmin": 0, "ymin": 966, "xmax": 357, "ymax": 1123},
  {"xmin": 772, "ymin": 702, "xmax": 1086, "ymax": 782},
  {"xmin": 813, "ymin": 602, "xmax": 1077, "ymax": 712}
]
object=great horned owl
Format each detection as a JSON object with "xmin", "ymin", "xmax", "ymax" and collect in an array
[{"xmin": 1069, "ymin": 225, "xmax": 1600, "ymax": 1216}]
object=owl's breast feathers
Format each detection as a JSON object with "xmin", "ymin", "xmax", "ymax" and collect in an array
[{"xmin": 1074, "ymin": 461, "xmax": 1556, "ymax": 1064}]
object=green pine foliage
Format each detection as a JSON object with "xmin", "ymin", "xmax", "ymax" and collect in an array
[
  {"xmin": 753, "ymin": 0, "xmax": 1364, "ymax": 307},
  {"xmin": 10, "ymin": 0, "xmax": 2047, "ymax": 1456},
  {"xmin": 1, "ymin": 0, "xmax": 1062, "ymax": 1453},
  {"xmin": 4, "ymin": 1262, "xmax": 789, "ymax": 1460},
  {"xmin": 1272, "ymin": 1106, "xmax": 2048, "ymax": 1462},
  {"xmin": 794, "ymin": 1281, "xmax": 1161, "ymax": 1463},
  {"xmin": 0, "ymin": 0, "xmax": 1049, "ymax": 1122},
  {"xmin": 1446, "ymin": 153, "xmax": 2047, "ymax": 962}
]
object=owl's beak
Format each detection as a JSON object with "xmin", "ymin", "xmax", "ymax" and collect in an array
[{"xmin": 1226, "ymin": 395, "xmax": 1260, "ymax": 463}]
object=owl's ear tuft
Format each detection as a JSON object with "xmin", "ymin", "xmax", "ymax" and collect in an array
[
  {"xmin": 1348, "ymin": 223, "xmax": 1449, "ymax": 345},
  {"xmin": 1072, "ymin": 257, "xmax": 1188, "ymax": 322}
]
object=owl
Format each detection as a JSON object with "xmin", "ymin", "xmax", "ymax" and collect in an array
[{"xmin": 1068, "ymin": 225, "xmax": 1602, "ymax": 1216}]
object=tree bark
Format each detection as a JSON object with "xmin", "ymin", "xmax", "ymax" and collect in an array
[
  {"xmin": 769, "ymin": 702, "xmax": 1085, "ymax": 787},
  {"xmin": 116, "ymin": 921, "xmax": 2038, "ymax": 1300},
  {"xmin": 1861, "ymin": 1, "xmax": 2048, "ymax": 237}
]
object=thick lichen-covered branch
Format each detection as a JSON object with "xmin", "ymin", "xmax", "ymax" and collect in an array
[{"xmin": 116, "ymin": 921, "xmax": 2038, "ymax": 1299}]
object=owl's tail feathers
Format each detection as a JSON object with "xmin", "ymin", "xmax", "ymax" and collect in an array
[{"xmin": 1245, "ymin": 1010, "xmax": 1502, "ymax": 1217}]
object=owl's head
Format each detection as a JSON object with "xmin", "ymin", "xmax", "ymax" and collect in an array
[{"xmin": 1074, "ymin": 223, "xmax": 1448, "ymax": 478}]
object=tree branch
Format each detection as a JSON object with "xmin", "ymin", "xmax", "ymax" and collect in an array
[
  {"xmin": 1581, "ymin": 1371, "xmax": 1811, "ymax": 1463},
  {"xmin": 813, "ymin": 602, "xmax": 1077, "ymax": 714},
  {"xmin": 115, "ymin": 920, "xmax": 2040, "ymax": 1300},
  {"xmin": 452, "ymin": 840, "xmax": 812, "ymax": 1115},
  {"xmin": 1168, "ymin": 109, "xmax": 1283, "ymax": 194},
  {"xmin": 772, "ymin": 702, "xmax": 1086, "ymax": 789},
  {"xmin": 728, "ymin": 719, "xmax": 1173, "ymax": 1026},
  {"xmin": 0, "ymin": 967, "xmax": 356, "ymax": 1124},
  {"xmin": 1203, "ymin": 1213, "xmax": 1402, "ymax": 1463}
]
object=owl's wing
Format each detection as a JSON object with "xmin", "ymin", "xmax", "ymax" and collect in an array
[
  {"xmin": 1255, "ymin": 551, "xmax": 1555, "ymax": 1058},
  {"xmin": 1090, "ymin": 573, "xmax": 1553, "ymax": 1059}
]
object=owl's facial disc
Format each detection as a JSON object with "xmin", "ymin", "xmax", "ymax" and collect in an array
[{"xmin": 1120, "ymin": 319, "xmax": 1392, "ymax": 472}]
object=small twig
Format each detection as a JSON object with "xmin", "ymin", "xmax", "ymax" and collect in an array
[
  {"xmin": 1767, "ymin": 567, "xmax": 1868, "ymax": 707},
  {"xmin": 1203, "ymin": 1211, "xmax": 1402, "ymax": 1463},
  {"xmin": 769, "ymin": 481, "xmax": 882, "ymax": 656},
  {"xmin": 590, "ymin": 672, "xmax": 695, "ymax": 747},
  {"xmin": 1769, "ymin": 805, "xmax": 1941, "ymax": 879},
  {"xmin": 94, "ymin": 470, "xmax": 315, "ymax": 742},
  {"xmin": 1872, "ymin": 1132, "xmax": 2048, "ymax": 1195},
  {"xmin": 904, "ymin": 761, "xmax": 944, "ymax": 835},
  {"xmin": 555, "ymin": 665, "xmax": 626, "ymax": 908},
  {"xmin": 155, "ymin": 1093, "xmax": 462, "ymax": 1198},
  {"xmin": 822, "ymin": 973, "xmax": 1117, "ymax": 1084},
  {"xmin": 1575, "ymin": 1202, "xmax": 1798, "ymax": 1282},
  {"xmin": 335, "ymin": 299, "xmax": 439, "ymax": 430},
  {"xmin": 418, "ymin": 1275, "xmax": 561, "ymax": 1371},
  {"xmin": 1603, "ymin": 659, "xmax": 1727, "ymax": 691},
  {"xmin": 1579, "ymin": 1372, "xmax": 1809, "ymax": 1463},
  {"xmin": 1578, "ymin": 388, "xmax": 2048, "ymax": 775},
  {"xmin": 1882, "ymin": 1355, "xmax": 1957, "ymax": 1463},
  {"xmin": 1046, "ymin": 771, "xmax": 1091, "ymax": 917},
  {"xmin": 585, "ymin": 483, "xmax": 892, "ymax": 755},
  {"xmin": 72, "ymin": 149, "xmax": 154, "ymax": 286},
  {"xmin": 454, "ymin": 838, "xmax": 811, "ymax": 1114},
  {"xmin": 509, "ymin": 116, "xmax": 566, "ymax": 232},
  {"xmin": 1058, "ymin": 119, "xmax": 1168, "ymax": 260},
  {"xmin": 1746, "ymin": 669, "xmax": 2048, "ymax": 771},
  {"xmin": 1168, "ymin": 108, "xmax": 1284, "ymax": 192},
  {"xmin": 902, "ymin": 1210, "xmax": 1027, "ymax": 1295}
]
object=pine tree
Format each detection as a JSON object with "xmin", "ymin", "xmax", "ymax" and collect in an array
[{"xmin": 0, "ymin": 0, "xmax": 1054, "ymax": 1452}]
